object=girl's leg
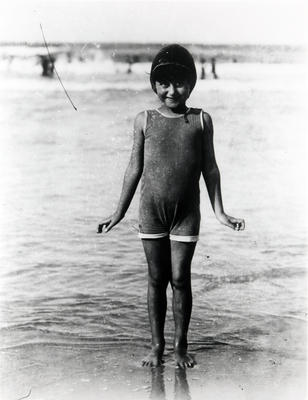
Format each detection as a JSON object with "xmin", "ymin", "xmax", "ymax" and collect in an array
[
  {"xmin": 142, "ymin": 237, "xmax": 172, "ymax": 367},
  {"xmin": 170, "ymin": 240, "xmax": 196, "ymax": 368}
]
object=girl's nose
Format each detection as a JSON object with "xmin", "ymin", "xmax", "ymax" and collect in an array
[{"xmin": 168, "ymin": 84, "xmax": 176, "ymax": 95}]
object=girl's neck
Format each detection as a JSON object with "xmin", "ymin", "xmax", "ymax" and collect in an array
[{"xmin": 158, "ymin": 104, "xmax": 188, "ymax": 116}]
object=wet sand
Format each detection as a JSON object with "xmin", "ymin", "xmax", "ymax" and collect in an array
[{"xmin": 1, "ymin": 342, "xmax": 306, "ymax": 400}]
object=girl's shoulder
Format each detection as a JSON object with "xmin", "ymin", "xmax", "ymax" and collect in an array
[
  {"xmin": 134, "ymin": 111, "xmax": 148, "ymax": 134},
  {"xmin": 201, "ymin": 110, "xmax": 212, "ymax": 123},
  {"xmin": 190, "ymin": 108, "xmax": 211, "ymax": 123},
  {"xmin": 187, "ymin": 108, "xmax": 213, "ymax": 131},
  {"xmin": 189, "ymin": 107, "xmax": 211, "ymax": 117},
  {"xmin": 188, "ymin": 107, "xmax": 203, "ymax": 115},
  {"xmin": 200, "ymin": 110, "xmax": 213, "ymax": 134}
]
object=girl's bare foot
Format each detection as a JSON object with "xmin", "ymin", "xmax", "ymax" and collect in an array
[
  {"xmin": 174, "ymin": 347, "xmax": 195, "ymax": 368},
  {"xmin": 142, "ymin": 345, "xmax": 164, "ymax": 367}
]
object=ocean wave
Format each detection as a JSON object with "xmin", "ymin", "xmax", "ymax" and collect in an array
[
  {"xmin": 1, "ymin": 62, "xmax": 305, "ymax": 92},
  {"xmin": 194, "ymin": 265, "xmax": 306, "ymax": 292},
  {"xmin": 0, "ymin": 336, "xmax": 149, "ymax": 352}
]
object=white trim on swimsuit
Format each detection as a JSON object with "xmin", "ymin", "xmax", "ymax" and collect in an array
[
  {"xmin": 155, "ymin": 108, "xmax": 191, "ymax": 118},
  {"xmin": 138, "ymin": 232, "xmax": 199, "ymax": 242},
  {"xmin": 200, "ymin": 109, "xmax": 204, "ymax": 131},
  {"xmin": 138, "ymin": 232, "xmax": 168, "ymax": 239},
  {"xmin": 170, "ymin": 234, "xmax": 199, "ymax": 242},
  {"xmin": 143, "ymin": 110, "xmax": 148, "ymax": 133}
]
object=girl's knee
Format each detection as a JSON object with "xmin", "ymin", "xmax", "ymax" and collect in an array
[
  {"xmin": 171, "ymin": 275, "xmax": 191, "ymax": 291},
  {"xmin": 148, "ymin": 273, "xmax": 169, "ymax": 289},
  {"xmin": 171, "ymin": 260, "xmax": 192, "ymax": 290}
]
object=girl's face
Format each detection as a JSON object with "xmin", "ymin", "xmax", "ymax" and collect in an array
[{"xmin": 155, "ymin": 76, "xmax": 191, "ymax": 110}]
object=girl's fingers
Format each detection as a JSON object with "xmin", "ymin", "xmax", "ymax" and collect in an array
[
  {"xmin": 105, "ymin": 218, "xmax": 118, "ymax": 232},
  {"xmin": 97, "ymin": 220, "xmax": 111, "ymax": 233},
  {"xmin": 219, "ymin": 215, "xmax": 245, "ymax": 231},
  {"xmin": 105, "ymin": 222, "xmax": 113, "ymax": 232},
  {"xmin": 97, "ymin": 214, "xmax": 121, "ymax": 233},
  {"xmin": 233, "ymin": 219, "xmax": 245, "ymax": 231},
  {"xmin": 97, "ymin": 224, "xmax": 105, "ymax": 233}
]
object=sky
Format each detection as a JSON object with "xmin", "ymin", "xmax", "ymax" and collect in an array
[{"xmin": 0, "ymin": 0, "xmax": 307, "ymax": 45}]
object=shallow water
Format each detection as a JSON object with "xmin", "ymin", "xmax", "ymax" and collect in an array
[{"xmin": 0, "ymin": 57, "xmax": 307, "ymax": 399}]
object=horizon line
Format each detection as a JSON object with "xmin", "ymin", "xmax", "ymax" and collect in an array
[{"xmin": 0, "ymin": 41, "xmax": 304, "ymax": 48}]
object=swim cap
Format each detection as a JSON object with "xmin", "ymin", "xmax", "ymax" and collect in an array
[{"xmin": 150, "ymin": 44, "xmax": 197, "ymax": 92}]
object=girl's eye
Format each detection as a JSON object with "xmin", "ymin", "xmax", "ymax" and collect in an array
[
  {"xmin": 174, "ymin": 81, "xmax": 184, "ymax": 87},
  {"xmin": 159, "ymin": 81, "xmax": 169, "ymax": 88}
]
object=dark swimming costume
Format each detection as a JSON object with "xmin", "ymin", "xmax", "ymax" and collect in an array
[{"xmin": 139, "ymin": 108, "xmax": 204, "ymax": 242}]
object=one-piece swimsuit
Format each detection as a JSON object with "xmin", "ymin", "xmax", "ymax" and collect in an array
[{"xmin": 138, "ymin": 107, "xmax": 205, "ymax": 242}]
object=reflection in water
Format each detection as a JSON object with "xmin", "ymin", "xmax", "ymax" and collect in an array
[
  {"xmin": 174, "ymin": 368, "xmax": 191, "ymax": 400},
  {"xmin": 150, "ymin": 366, "xmax": 191, "ymax": 400},
  {"xmin": 150, "ymin": 366, "xmax": 166, "ymax": 399}
]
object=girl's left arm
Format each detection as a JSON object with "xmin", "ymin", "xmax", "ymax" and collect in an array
[
  {"xmin": 97, "ymin": 112, "xmax": 145, "ymax": 233},
  {"xmin": 201, "ymin": 112, "xmax": 245, "ymax": 231}
]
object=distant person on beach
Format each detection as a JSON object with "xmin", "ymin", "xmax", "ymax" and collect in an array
[
  {"xmin": 211, "ymin": 57, "xmax": 218, "ymax": 79},
  {"xmin": 98, "ymin": 44, "xmax": 245, "ymax": 368},
  {"xmin": 200, "ymin": 56, "xmax": 206, "ymax": 80}
]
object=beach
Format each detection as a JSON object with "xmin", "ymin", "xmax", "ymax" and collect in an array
[{"xmin": 0, "ymin": 46, "xmax": 307, "ymax": 399}]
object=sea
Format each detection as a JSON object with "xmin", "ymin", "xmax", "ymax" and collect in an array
[{"xmin": 0, "ymin": 44, "xmax": 307, "ymax": 400}]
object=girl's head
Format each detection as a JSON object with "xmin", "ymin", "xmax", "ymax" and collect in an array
[{"xmin": 150, "ymin": 44, "xmax": 197, "ymax": 94}]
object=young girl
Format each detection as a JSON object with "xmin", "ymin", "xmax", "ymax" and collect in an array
[{"xmin": 98, "ymin": 44, "xmax": 245, "ymax": 368}]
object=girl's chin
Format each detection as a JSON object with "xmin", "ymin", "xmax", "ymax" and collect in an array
[{"xmin": 164, "ymin": 100, "xmax": 182, "ymax": 108}]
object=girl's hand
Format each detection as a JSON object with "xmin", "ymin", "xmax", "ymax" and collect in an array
[
  {"xmin": 218, "ymin": 213, "xmax": 245, "ymax": 231},
  {"xmin": 97, "ymin": 213, "xmax": 123, "ymax": 234}
]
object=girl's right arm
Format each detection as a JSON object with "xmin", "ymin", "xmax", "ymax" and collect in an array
[
  {"xmin": 97, "ymin": 112, "xmax": 145, "ymax": 233},
  {"xmin": 201, "ymin": 112, "xmax": 245, "ymax": 231}
]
